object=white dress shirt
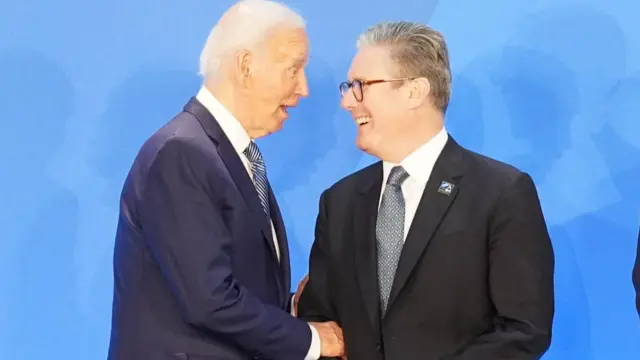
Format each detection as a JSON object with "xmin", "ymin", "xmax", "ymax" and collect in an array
[
  {"xmin": 380, "ymin": 127, "xmax": 449, "ymax": 240},
  {"xmin": 196, "ymin": 87, "xmax": 321, "ymax": 360}
]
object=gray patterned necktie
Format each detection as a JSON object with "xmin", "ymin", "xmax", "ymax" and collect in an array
[
  {"xmin": 244, "ymin": 141, "xmax": 271, "ymax": 224},
  {"xmin": 376, "ymin": 165, "xmax": 409, "ymax": 316}
]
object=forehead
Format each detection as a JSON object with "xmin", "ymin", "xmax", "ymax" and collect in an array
[
  {"xmin": 266, "ymin": 27, "xmax": 309, "ymax": 63},
  {"xmin": 348, "ymin": 45, "xmax": 394, "ymax": 80}
]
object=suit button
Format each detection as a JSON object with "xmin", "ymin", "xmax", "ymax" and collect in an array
[{"xmin": 376, "ymin": 343, "xmax": 382, "ymax": 353}]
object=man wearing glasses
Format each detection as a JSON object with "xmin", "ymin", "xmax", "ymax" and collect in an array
[{"xmin": 297, "ymin": 21, "xmax": 555, "ymax": 359}]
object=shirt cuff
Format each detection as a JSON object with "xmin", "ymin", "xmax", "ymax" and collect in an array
[
  {"xmin": 290, "ymin": 294, "xmax": 296, "ymax": 316},
  {"xmin": 304, "ymin": 323, "xmax": 321, "ymax": 360}
]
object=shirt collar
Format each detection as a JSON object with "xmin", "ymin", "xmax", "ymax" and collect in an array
[
  {"xmin": 196, "ymin": 86, "xmax": 251, "ymax": 155},
  {"xmin": 382, "ymin": 127, "xmax": 449, "ymax": 185}
]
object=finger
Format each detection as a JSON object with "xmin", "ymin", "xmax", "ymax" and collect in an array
[
  {"xmin": 327, "ymin": 321, "xmax": 340, "ymax": 329},
  {"xmin": 332, "ymin": 325, "xmax": 343, "ymax": 335},
  {"xmin": 331, "ymin": 325, "xmax": 344, "ymax": 341}
]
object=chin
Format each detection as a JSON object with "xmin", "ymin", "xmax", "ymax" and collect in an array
[
  {"xmin": 355, "ymin": 137, "xmax": 372, "ymax": 154},
  {"xmin": 357, "ymin": 138, "xmax": 385, "ymax": 159},
  {"xmin": 271, "ymin": 120, "xmax": 285, "ymax": 133}
]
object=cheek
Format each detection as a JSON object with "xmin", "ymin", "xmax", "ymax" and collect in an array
[
  {"xmin": 371, "ymin": 93, "xmax": 402, "ymax": 118},
  {"xmin": 268, "ymin": 79, "xmax": 297, "ymax": 104},
  {"xmin": 364, "ymin": 100, "xmax": 388, "ymax": 123},
  {"xmin": 366, "ymin": 103, "xmax": 398, "ymax": 135},
  {"xmin": 253, "ymin": 72, "xmax": 286, "ymax": 99}
]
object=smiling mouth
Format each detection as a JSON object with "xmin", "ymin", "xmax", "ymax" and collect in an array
[{"xmin": 355, "ymin": 116, "xmax": 371, "ymax": 126}]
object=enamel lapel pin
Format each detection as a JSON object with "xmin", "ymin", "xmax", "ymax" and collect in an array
[{"xmin": 437, "ymin": 180, "xmax": 454, "ymax": 195}]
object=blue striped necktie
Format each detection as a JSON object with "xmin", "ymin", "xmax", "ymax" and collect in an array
[{"xmin": 244, "ymin": 141, "xmax": 271, "ymax": 224}]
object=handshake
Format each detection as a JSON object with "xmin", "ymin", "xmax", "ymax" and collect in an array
[
  {"xmin": 294, "ymin": 276, "xmax": 345, "ymax": 358},
  {"xmin": 309, "ymin": 321, "xmax": 345, "ymax": 358}
]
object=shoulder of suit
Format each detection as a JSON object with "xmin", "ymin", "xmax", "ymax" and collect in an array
[
  {"xmin": 322, "ymin": 161, "xmax": 381, "ymax": 195},
  {"xmin": 142, "ymin": 112, "xmax": 193, "ymax": 145},
  {"xmin": 458, "ymin": 145, "xmax": 528, "ymax": 186},
  {"xmin": 137, "ymin": 111, "xmax": 212, "ymax": 165}
]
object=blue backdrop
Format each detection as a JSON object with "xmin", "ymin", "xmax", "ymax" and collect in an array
[{"xmin": 1, "ymin": 0, "xmax": 639, "ymax": 358}]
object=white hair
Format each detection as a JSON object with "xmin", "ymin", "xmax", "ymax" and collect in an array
[{"xmin": 199, "ymin": 0, "xmax": 305, "ymax": 78}]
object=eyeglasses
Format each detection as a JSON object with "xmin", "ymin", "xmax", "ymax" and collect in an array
[{"xmin": 339, "ymin": 78, "xmax": 414, "ymax": 102}]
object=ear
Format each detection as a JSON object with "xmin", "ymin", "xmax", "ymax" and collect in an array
[
  {"xmin": 406, "ymin": 77, "xmax": 431, "ymax": 109},
  {"xmin": 234, "ymin": 50, "xmax": 252, "ymax": 86}
]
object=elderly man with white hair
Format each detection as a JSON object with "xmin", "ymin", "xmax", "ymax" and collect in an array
[{"xmin": 107, "ymin": 1, "xmax": 344, "ymax": 359}]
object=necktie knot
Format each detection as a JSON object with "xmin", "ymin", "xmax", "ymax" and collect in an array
[
  {"xmin": 243, "ymin": 141, "xmax": 263, "ymax": 164},
  {"xmin": 387, "ymin": 166, "xmax": 409, "ymax": 186}
]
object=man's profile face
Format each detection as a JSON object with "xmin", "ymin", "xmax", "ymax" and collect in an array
[
  {"xmin": 341, "ymin": 45, "xmax": 407, "ymax": 158},
  {"xmin": 246, "ymin": 27, "xmax": 309, "ymax": 137}
]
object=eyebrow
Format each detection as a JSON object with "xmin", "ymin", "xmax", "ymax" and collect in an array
[{"xmin": 347, "ymin": 75, "xmax": 365, "ymax": 81}]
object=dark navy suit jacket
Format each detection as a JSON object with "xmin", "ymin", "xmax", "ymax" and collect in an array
[
  {"xmin": 107, "ymin": 98, "xmax": 311, "ymax": 360},
  {"xmin": 634, "ymin": 228, "xmax": 640, "ymax": 317}
]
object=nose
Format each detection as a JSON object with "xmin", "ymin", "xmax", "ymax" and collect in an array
[
  {"xmin": 296, "ymin": 69, "xmax": 309, "ymax": 98},
  {"xmin": 340, "ymin": 85, "xmax": 357, "ymax": 111}
]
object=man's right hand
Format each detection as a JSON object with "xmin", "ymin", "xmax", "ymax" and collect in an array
[{"xmin": 309, "ymin": 321, "xmax": 345, "ymax": 357}]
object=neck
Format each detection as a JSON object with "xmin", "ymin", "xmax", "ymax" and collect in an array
[
  {"xmin": 382, "ymin": 109, "xmax": 444, "ymax": 163},
  {"xmin": 204, "ymin": 80, "xmax": 257, "ymax": 139}
]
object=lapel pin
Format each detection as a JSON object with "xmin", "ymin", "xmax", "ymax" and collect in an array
[{"xmin": 437, "ymin": 180, "xmax": 454, "ymax": 195}]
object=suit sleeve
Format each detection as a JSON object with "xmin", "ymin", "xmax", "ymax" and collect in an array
[
  {"xmin": 139, "ymin": 138, "xmax": 311, "ymax": 360},
  {"xmin": 446, "ymin": 172, "xmax": 555, "ymax": 360},
  {"xmin": 298, "ymin": 190, "xmax": 337, "ymax": 323},
  {"xmin": 633, "ymin": 228, "xmax": 640, "ymax": 317}
]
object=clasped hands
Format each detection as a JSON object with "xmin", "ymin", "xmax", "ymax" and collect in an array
[
  {"xmin": 294, "ymin": 275, "xmax": 346, "ymax": 358},
  {"xmin": 309, "ymin": 321, "xmax": 345, "ymax": 358}
]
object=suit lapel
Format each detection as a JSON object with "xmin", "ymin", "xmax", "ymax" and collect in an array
[
  {"xmin": 353, "ymin": 163, "xmax": 383, "ymax": 333},
  {"xmin": 184, "ymin": 98, "xmax": 278, "ymax": 260},
  {"xmin": 386, "ymin": 138, "xmax": 465, "ymax": 313},
  {"xmin": 269, "ymin": 186, "xmax": 290, "ymax": 305}
]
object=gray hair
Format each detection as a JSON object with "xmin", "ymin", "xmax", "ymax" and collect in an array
[
  {"xmin": 199, "ymin": 0, "xmax": 305, "ymax": 79},
  {"xmin": 357, "ymin": 21, "xmax": 452, "ymax": 112}
]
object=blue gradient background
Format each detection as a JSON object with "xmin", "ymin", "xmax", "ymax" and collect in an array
[{"xmin": 1, "ymin": 0, "xmax": 639, "ymax": 358}]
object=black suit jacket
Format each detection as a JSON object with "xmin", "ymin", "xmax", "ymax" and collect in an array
[
  {"xmin": 633, "ymin": 229, "xmax": 640, "ymax": 316},
  {"xmin": 298, "ymin": 137, "xmax": 555, "ymax": 360},
  {"xmin": 108, "ymin": 98, "xmax": 310, "ymax": 360}
]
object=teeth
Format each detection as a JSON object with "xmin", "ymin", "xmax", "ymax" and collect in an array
[{"xmin": 356, "ymin": 116, "xmax": 371, "ymax": 125}]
